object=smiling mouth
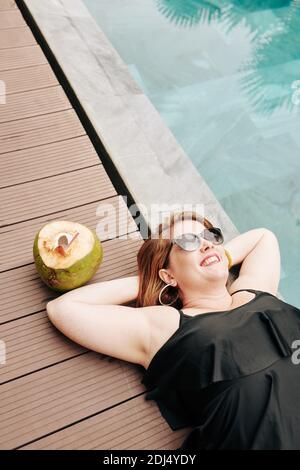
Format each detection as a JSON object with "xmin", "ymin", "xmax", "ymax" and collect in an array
[
  {"xmin": 200, "ymin": 256, "xmax": 221, "ymax": 267},
  {"xmin": 202, "ymin": 261, "xmax": 220, "ymax": 267}
]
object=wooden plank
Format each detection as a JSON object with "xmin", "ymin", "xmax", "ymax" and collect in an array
[
  {"xmin": 0, "ymin": 311, "xmax": 87, "ymax": 384},
  {"xmin": 0, "ymin": 2, "xmax": 163, "ymax": 452},
  {"xmin": 0, "ymin": 235, "xmax": 142, "ymax": 324},
  {"xmin": 0, "ymin": 196, "xmax": 139, "ymax": 271},
  {"xmin": 0, "ymin": 44, "xmax": 45, "ymax": 71},
  {"xmin": 20, "ymin": 395, "xmax": 187, "ymax": 450},
  {"xmin": 0, "ymin": 27, "xmax": 35, "ymax": 49},
  {"xmin": 0, "ymin": 9, "xmax": 26, "ymax": 29},
  {"xmin": 0, "ymin": 64, "xmax": 58, "ymax": 96},
  {"xmin": 0, "ymin": 109, "xmax": 85, "ymax": 154},
  {"xmin": 0, "ymin": 0, "xmax": 17, "ymax": 11},
  {"xmin": 0, "ymin": 136, "xmax": 100, "ymax": 187},
  {"xmin": 0, "ymin": 165, "xmax": 117, "ymax": 226},
  {"xmin": 0, "ymin": 354, "xmax": 148, "ymax": 450},
  {"xmin": 0, "ymin": 86, "xmax": 71, "ymax": 124}
]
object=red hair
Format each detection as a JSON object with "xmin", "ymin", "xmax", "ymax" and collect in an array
[{"xmin": 135, "ymin": 211, "xmax": 214, "ymax": 308}]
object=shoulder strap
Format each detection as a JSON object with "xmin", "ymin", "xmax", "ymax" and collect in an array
[
  {"xmin": 178, "ymin": 309, "xmax": 186, "ymax": 327},
  {"xmin": 231, "ymin": 288, "xmax": 257, "ymax": 294}
]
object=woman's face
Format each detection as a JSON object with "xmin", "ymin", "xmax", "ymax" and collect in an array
[{"xmin": 160, "ymin": 219, "xmax": 229, "ymax": 289}]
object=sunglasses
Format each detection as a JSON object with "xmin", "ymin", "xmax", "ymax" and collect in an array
[{"xmin": 163, "ymin": 227, "xmax": 224, "ymax": 267}]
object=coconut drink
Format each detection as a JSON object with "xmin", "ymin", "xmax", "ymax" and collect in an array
[{"xmin": 33, "ymin": 220, "xmax": 103, "ymax": 292}]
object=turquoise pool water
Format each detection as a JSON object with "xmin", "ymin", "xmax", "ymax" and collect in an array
[{"xmin": 83, "ymin": 0, "xmax": 300, "ymax": 307}]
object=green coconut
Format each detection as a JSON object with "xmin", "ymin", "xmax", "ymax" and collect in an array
[{"xmin": 33, "ymin": 220, "xmax": 103, "ymax": 292}]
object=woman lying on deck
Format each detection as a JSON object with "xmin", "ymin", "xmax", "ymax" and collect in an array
[{"xmin": 46, "ymin": 210, "xmax": 300, "ymax": 450}]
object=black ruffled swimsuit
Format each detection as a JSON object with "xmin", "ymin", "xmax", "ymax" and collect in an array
[{"xmin": 141, "ymin": 289, "xmax": 300, "ymax": 450}]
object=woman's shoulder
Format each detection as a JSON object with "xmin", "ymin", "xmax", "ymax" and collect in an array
[
  {"xmin": 140, "ymin": 304, "xmax": 181, "ymax": 331},
  {"xmin": 139, "ymin": 305, "xmax": 182, "ymax": 369}
]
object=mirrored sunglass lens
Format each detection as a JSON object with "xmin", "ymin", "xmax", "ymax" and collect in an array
[
  {"xmin": 177, "ymin": 233, "xmax": 199, "ymax": 250},
  {"xmin": 204, "ymin": 228, "xmax": 223, "ymax": 244}
]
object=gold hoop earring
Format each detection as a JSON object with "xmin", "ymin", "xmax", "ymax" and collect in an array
[{"xmin": 158, "ymin": 283, "xmax": 179, "ymax": 306}]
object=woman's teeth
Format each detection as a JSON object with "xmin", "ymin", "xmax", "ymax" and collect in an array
[{"xmin": 201, "ymin": 256, "xmax": 220, "ymax": 267}]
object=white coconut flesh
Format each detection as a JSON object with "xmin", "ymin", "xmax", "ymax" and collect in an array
[{"xmin": 38, "ymin": 221, "xmax": 95, "ymax": 269}]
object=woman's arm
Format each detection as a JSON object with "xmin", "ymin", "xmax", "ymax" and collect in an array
[
  {"xmin": 53, "ymin": 275, "xmax": 139, "ymax": 305},
  {"xmin": 46, "ymin": 275, "xmax": 149, "ymax": 366},
  {"xmin": 224, "ymin": 228, "xmax": 281, "ymax": 296},
  {"xmin": 223, "ymin": 228, "xmax": 267, "ymax": 267}
]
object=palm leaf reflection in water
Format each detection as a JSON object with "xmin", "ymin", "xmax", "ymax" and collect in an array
[{"xmin": 155, "ymin": 0, "xmax": 300, "ymax": 116}]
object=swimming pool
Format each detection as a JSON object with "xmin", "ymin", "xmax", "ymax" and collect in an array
[{"xmin": 83, "ymin": 0, "xmax": 300, "ymax": 308}]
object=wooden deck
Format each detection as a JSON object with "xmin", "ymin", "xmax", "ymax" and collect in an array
[{"xmin": 0, "ymin": 2, "xmax": 188, "ymax": 450}]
